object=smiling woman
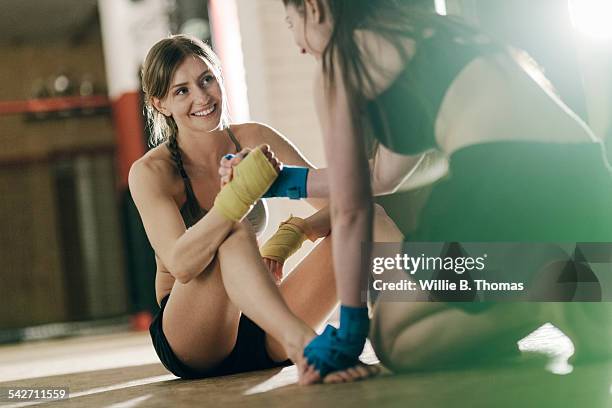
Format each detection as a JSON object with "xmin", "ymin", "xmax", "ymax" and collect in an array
[
  {"xmin": 128, "ymin": 34, "xmax": 355, "ymax": 384},
  {"xmin": 157, "ymin": 60, "xmax": 223, "ymax": 132},
  {"xmin": 141, "ymin": 37, "xmax": 230, "ymax": 147}
]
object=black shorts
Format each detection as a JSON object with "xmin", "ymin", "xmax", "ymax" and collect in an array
[
  {"xmin": 402, "ymin": 142, "xmax": 612, "ymax": 314},
  {"xmin": 149, "ymin": 294, "xmax": 291, "ymax": 379}
]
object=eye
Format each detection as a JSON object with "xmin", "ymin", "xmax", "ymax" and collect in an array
[
  {"xmin": 201, "ymin": 74, "xmax": 216, "ymax": 86},
  {"xmin": 175, "ymin": 87, "xmax": 188, "ymax": 96}
]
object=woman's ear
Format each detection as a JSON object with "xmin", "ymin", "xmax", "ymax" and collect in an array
[
  {"xmin": 152, "ymin": 97, "xmax": 171, "ymax": 117},
  {"xmin": 304, "ymin": 0, "xmax": 326, "ymax": 23}
]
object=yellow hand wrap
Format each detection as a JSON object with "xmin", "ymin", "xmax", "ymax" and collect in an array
[
  {"xmin": 214, "ymin": 146, "xmax": 278, "ymax": 221},
  {"xmin": 260, "ymin": 216, "xmax": 311, "ymax": 263}
]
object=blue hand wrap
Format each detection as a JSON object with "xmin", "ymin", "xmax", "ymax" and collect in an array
[
  {"xmin": 263, "ymin": 166, "xmax": 308, "ymax": 199},
  {"xmin": 338, "ymin": 305, "xmax": 370, "ymax": 340},
  {"xmin": 303, "ymin": 305, "xmax": 369, "ymax": 377}
]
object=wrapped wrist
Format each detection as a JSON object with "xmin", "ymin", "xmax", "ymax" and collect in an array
[
  {"xmin": 338, "ymin": 305, "xmax": 370, "ymax": 341},
  {"xmin": 263, "ymin": 166, "xmax": 308, "ymax": 199},
  {"xmin": 214, "ymin": 146, "xmax": 278, "ymax": 221},
  {"xmin": 260, "ymin": 216, "xmax": 308, "ymax": 263}
]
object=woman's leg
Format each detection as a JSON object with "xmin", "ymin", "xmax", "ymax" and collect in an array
[
  {"xmin": 261, "ymin": 203, "xmax": 405, "ymax": 359},
  {"xmin": 162, "ymin": 249, "xmax": 240, "ymax": 372},
  {"xmin": 163, "ymin": 221, "xmax": 314, "ymax": 374},
  {"xmin": 215, "ymin": 222, "xmax": 316, "ymax": 364},
  {"xmin": 165, "ymin": 203, "xmax": 407, "ymax": 380},
  {"xmin": 370, "ymin": 301, "xmax": 548, "ymax": 372},
  {"xmin": 264, "ymin": 234, "xmax": 337, "ymax": 361}
]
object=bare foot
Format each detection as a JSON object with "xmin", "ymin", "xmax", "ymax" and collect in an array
[
  {"xmin": 281, "ymin": 328, "xmax": 322, "ymax": 385},
  {"xmin": 323, "ymin": 363, "xmax": 381, "ymax": 384},
  {"xmin": 297, "ymin": 351, "xmax": 380, "ymax": 385},
  {"xmin": 283, "ymin": 328, "xmax": 380, "ymax": 385},
  {"xmin": 297, "ymin": 355, "xmax": 322, "ymax": 385}
]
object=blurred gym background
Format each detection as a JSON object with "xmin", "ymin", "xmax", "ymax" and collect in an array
[{"xmin": 0, "ymin": 0, "xmax": 610, "ymax": 343}]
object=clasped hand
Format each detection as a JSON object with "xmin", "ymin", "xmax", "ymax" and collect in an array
[{"xmin": 218, "ymin": 145, "xmax": 284, "ymax": 284}]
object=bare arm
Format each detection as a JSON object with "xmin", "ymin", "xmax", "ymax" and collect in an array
[
  {"xmin": 305, "ymin": 149, "xmax": 426, "ymax": 198},
  {"xmin": 302, "ymin": 205, "xmax": 331, "ymax": 239},
  {"xmin": 305, "ymin": 30, "xmax": 425, "ymax": 198},
  {"xmin": 250, "ymin": 123, "xmax": 329, "ymax": 211},
  {"xmin": 301, "ymin": 203, "xmax": 404, "ymax": 243},
  {"xmin": 129, "ymin": 158, "xmax": 234, "ymax": 284},
  {"xmin": 314, "ymin": 68, "xmax": 372, "ymax": 308}
]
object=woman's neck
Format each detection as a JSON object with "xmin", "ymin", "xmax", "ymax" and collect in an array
[{"xmin": 176, "ymin": 126, "xmax": 234, "ymax": 169}]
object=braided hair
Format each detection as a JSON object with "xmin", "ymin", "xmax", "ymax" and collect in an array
[
  {"xmin": 141, "ymin": 35, "xmax": 227, "ymax": 222},
  {"xmin": 166, "ymin": 132, "xmax": 203, "ymax": 222}
]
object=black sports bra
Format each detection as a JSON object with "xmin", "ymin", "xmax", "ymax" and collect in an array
[
  {"xmin": 367, "ymin": 18, "xmax": 502, "ymax": 155},
  {"xmin": 168, "ymin": 127, "xmax": 267, "ymax": 232}
]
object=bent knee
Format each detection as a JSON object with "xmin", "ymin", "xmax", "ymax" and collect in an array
[
  {"xmin": 369, "ymin": 302, "xmax": 450, "ymax": 372},
  {"xmin": 219, "ymin": 221, "xmax": 256, "ymax": 249},
  {"xmin": 370, "ymin": 321, "xmax": 438, "ymax": 372},
  {"xmin": 369, "ymin": 303, "xmax": 397, "ymax": 369}
]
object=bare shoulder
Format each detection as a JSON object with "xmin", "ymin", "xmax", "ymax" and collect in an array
[
  {"xmin": 230, "ymin": 122, "xmax": 314, "ymax": 167},
  {"xmin": 128, "ymin": 145, "xmax": 177, "ymax": 198},
  {"xmin": 229, "ymin": 122, "xmax": 263, "ymax": 146},
  {"xmin": 230, "ymin": 122, "xmax": 290, "ymax": 148}
]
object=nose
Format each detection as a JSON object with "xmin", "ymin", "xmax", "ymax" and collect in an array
[{"xmin": 192, "ymin": 86, "xmax": 211, "ymax": 105}]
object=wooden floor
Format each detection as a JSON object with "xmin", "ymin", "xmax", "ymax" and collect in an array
[{"xmin": 0, "ymin": 325, "xmax": 610, "ymax": 408}]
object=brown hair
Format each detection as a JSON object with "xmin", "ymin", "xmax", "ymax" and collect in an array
[
  {"xmin": 281, "ymin": 0, "xmax": 470, "ymax": 157},
  {"xmin": 141, "ymin": 34, "xmax": 230, "ymax": 147}
]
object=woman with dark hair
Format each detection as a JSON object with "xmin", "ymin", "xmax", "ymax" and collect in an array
[{"xmin": 265, "ymin": 0, "xmax": 612, "ymax": 383}]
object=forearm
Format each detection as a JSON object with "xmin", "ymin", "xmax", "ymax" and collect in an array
[
  {"xmin": 313, "ymin": 65, "xmax": 372, "ymax": 307},
  {"xmin": 305, "ymin": 178, "xmax": 373, "ymax": 307},
  {"xmin": 305, "ymin": 154, "xmax": 428, "ymax": 200},
  {"xmin": 327, "ymin": 151, "xmax": 373, "ymax": 308},
  {"xmin": 305, "ymin": 168, "xmax": 330, "ymax": 198},
  {"xmin": 308, "ymin": 165, "xmax": 387, "ymax": 198},
  {"xmin": 171, "ymin": 144, "xmax": 277, "ymax": 281},
  {"xmin": 300, "ymin": 68, "xmax": 372, "ymax": 377},
  {"xmin": 330, "ymin": 201, "xmax": 372, "ymax": 308},
  {"xmin": 303, "ymin": 205, "xmax": 331, "ymax": 240},
  {"xmin": 169, "ymin": 208, "xmax": 234, "ymax": 283}
]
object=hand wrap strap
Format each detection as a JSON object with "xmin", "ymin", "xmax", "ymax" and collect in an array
[
  {"xmin": 264, "ymin": 166, "xmax": 308, "ymax": 199},
  {"xmin": 214, "ymin": 147, "xmax": 278, "ymax": 221},
  {"xmin": 303, "ymin": 305, "xmax": 369, "ymax": 377},
  {"xmin": 260, "ymin": 216, "xmax": 309, "ymax": 263}
]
